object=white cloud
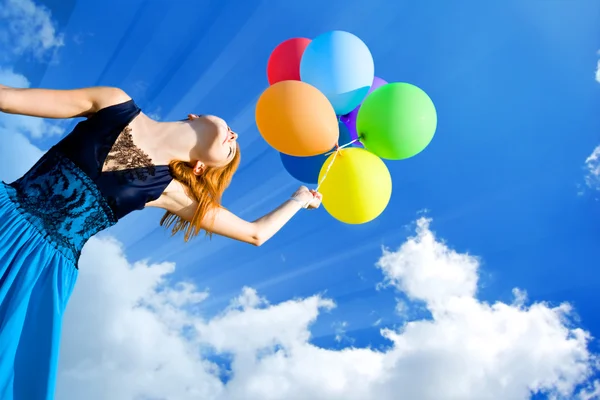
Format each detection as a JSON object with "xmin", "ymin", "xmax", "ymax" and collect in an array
[
  {"xmin": 50, "ymin": 217, "xmax": 598, "ymax": 400},
  {"xmin": 146, "ymin": 111, "xmax": 162, "ymax": 121},
  {"xmin": 0, "ymin": 127, "xmax": 44, "ymax": 182},
  {"xmin": 333, "ymin": 321, "xmax": 353, "ymax": 344},
  {"xmin": 585, "ymin": 145, "xmax": 600, "ymax": 191},
  {"xmin": 374, "ymin": 218, "xmax": 596, "ymax": 400},
  {"xmin": 596, "ymin": 50, "xmax": 600, "ymax": 84},
  {"xmin": 0, "ymin": 0, "xmax": 64, "ymax": 60},
  {"xmin": 377, "ymin": 218, "xmax": 479, "ymax": 308},
  {"xmin": 226, "ymin": 286, "xmax": 268, "ymax": 310},
  {"xmin": 0, "ymin": 70, "xmax": 47, "ymax": 182},
  {"xmin": 580, "ymin": 380, "xmax": 600, "ymax": 400},
  {"xmin": 197, "ymin": 291, "xmax": 334, "ymax": 358},
  {"xmin": 0, "ymin": 67, "xmax": 29, "ymax": 88},
  {"xmin": 57, "ymin": 237, "xmax": 224, "ymax": 400},
  {"xmin": 394, "ymin": 299, "xmax": 409, "ymax": 317}
]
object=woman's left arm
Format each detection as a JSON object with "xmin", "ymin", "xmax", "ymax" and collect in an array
[
  {"xmin": 157, "ymin": 186, "xmax": 321, "ymax": 246},
  {"xmin": 206, "ymin": 201, "xmax": 303, "ymax": 246}
]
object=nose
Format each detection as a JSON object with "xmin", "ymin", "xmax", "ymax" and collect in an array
[{"xmin": 230, "ymin": 131, "xmax": 238, "ymax": 141}]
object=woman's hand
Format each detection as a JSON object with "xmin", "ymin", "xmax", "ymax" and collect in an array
[{"xmin": 291, "ymin": 186, "xmax": 323, "ymax": 209}]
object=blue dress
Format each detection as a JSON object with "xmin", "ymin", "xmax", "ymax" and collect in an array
[{"xmin": 0, "ymin": 100, "xmax": 173, "ymax": 400}]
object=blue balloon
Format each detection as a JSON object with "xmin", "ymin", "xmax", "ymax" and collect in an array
[
  {"xmin": 337, "ymin": 121, "xmax": 356, "ymax": 147},
  {"xmin": 280, "ymin": 122, "xmax": 357, "ymax": 183},
  {"xmin": 280, "ymin": 152, "xmax": 327, "ymax": 184},
  {"xmin": 300, "ymin": 31, "xmax": 375, "ymax": 115}
]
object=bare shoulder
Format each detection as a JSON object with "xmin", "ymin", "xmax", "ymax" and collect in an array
[
  {"xmin": 146, "ymin": 179, "xmax": 196, "ymax": 216},
  {"xmin": 93, "ymin": 87, "xmax": 132, "ymax": 112}
]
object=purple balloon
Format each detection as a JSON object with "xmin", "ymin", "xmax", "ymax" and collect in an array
[{"xmin": 340, "ymin": 76, "xmax": 387, "ymax": 148}]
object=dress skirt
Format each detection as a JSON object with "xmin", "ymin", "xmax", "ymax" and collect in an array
[{"xmin": 0, "ymin": 182, "xmax": 78, "ymax": 400}]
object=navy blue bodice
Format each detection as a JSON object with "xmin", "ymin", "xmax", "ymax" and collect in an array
[
  {"xmin": 55, "ymin": 100, "xmax": 173, "ymax": 220},
  {"xmin": 6, "ymin": 100, "xmax": 173, "ymax": 266}
]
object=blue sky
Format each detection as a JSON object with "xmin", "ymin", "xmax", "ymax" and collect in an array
[{"xmin": 1, "ymin": 0, "xmax": 600, "ymax": 399}]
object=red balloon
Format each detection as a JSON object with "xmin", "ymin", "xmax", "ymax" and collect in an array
[{"xmin": 266, "ymin": 38, "xmax": 311, "ymax": 85}]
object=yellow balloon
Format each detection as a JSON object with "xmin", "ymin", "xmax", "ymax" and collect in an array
[{"xmin": 318, "ymin": 148, "xmax": 392, "ymax": 224}]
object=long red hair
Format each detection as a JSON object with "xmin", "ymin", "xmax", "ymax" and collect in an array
[{"xmin": 160, "ymin": 142, "xmax": 241, "ymax": 241}]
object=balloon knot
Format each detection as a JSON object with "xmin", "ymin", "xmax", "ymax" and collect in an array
[{"xmin": 334, "ymin": 142, "xmax": 342, "ymax": 156}]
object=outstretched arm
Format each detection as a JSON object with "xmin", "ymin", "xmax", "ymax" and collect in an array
[
  {"xmin": 158, "ymin": 186, "xmax": 322, "ymax": 246},
  {"xmin": 0, "ymin": 84, "xmax": 130, "ymax": 119}
]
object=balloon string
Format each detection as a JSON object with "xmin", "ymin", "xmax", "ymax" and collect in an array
[
  {"xmin": 315, "ymin": 138, "xmax": 361, "ymax": 193},
  {"xmin": 324, "ymin": 138, "xmax": 360, "ymax": 156},
  {"xmin": 315, "ymin": 148, "xmax": 339, "ymax": 192}
]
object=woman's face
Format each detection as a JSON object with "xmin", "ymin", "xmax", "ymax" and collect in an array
[{"xmin": 189, "ymin": 114, "xmax": 238, "ymax": 169}]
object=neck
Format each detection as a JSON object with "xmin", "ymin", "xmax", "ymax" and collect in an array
[{"xmin": 145, "ymin": 119, "xmax": 197, "ymax": 164}]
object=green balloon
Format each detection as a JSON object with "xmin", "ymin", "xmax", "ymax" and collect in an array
[{"xmin": 356, "ymin": 82, "xmax": 437, "ymax": 160}]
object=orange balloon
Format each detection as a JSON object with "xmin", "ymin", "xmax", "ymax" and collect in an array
[{"xmin": 255, "ymin": 80, "xmax": 339, "ymax": 156}]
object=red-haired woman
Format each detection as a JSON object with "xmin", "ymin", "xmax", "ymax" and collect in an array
[{"xmin": 0, "ymin": 85, "xmax": 322, "ymax": 400}]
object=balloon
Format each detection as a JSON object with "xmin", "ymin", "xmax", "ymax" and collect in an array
[
  {"xmin": 318, "ymin": 148, "xmax": 392, "ymax": 224},
  {"xmin": 300, "ymin": 30, "xmax": 374, "ymax": 115},
  {"xmin": 256, "ymin": 80, "xmax": 339, "ymax": 156},
  {"xmin": 267, "ymin": 38, "xmax": 311, "ymax": 85},
  {"xmin": 357, "ymin": 82, "xmax": 437, "ymax": 160},
  {"xmin": 280, "ymin": 122, "xmax": 350, "ymax": 183},
  {"xmin": 339, "ymin": 76, "xmax": 387, "ymax": 148},
  {"xmin": 280, "ymin": 152, "xmax": 327, "ymax": 184},
  {"xmin": 337, "ymin": 121, "xmax": 355, "ymax": 148}
]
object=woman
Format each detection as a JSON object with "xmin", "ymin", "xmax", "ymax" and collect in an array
[{"xmin": 0, "ymin": 85, "xmax": 322, "ymax": 400}]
